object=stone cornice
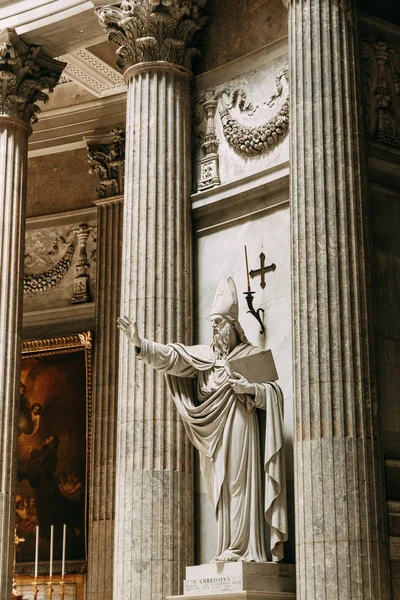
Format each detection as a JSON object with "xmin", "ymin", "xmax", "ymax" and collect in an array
[
  {"xmin": 28, "ymin": 91, "xmax": 126, "ymax": 155},
  {"xmin": 0, "ymin": 1, "xmax": 107, "ymax": 57},
  {"xmin": 96, "ymin": 0, "xmax": 207, "ymax": 71},
  {"xmin": 0, "ymin": 28, "xmax": 65, "ymax": 126}
]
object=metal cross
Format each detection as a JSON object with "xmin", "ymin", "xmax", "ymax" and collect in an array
[
  {"xmin": 249, "ymin": 252, "xmax": 276, "ymax": 289},
  {"xmin": 13, "ymin": 529, "xmax": 25, "ymax": 596}
]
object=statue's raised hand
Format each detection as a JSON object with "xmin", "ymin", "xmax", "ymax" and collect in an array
[{"xmin": 117, "ymin": 316, "xmax": 142, "ymax": 349}]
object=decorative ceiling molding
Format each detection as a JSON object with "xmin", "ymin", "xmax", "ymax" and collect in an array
[
  {"xmin": 59, "ymin": 48, "xmax": 125, "ymax": 97},
  {"xmin": 28, "ymin": 92, "xmax": 127, "ymax": 155}
]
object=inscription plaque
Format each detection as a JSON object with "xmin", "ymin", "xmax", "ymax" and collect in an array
[{"xmin": 185, "ymin": 576, "xmax": 241, "ymax": 595}]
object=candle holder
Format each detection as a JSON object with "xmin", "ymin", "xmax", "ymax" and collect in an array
[
  {"xmin": 244, "ymin": 291, "xmax": 265, "ymax": 334},
  {"xmin": 47, "ymin": 578, "xmax": 54, "ymax": 600},
  {"xmin": 60, "ymin": 579, "xmax": 66, "ymax": 600},
  {"xmin": 32, "ymin": 578, "xmax": 39, "ymax": 600}
]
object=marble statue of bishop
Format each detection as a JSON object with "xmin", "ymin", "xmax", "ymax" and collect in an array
[{"xmin": 118, "ymin": 277, "xmax": 288, "ymax": 562}]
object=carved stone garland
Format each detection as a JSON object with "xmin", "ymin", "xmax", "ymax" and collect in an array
[
  {"xmin": 23, "ymin": 242, "xmax": 75, "ymax": 295},
  {"xmin": 219, "ymin": 70, "xmax": 289, "ymax": 157},
  {"xmin": 23, "ymin": 224, "xmax": 96, "ymax": 303}
]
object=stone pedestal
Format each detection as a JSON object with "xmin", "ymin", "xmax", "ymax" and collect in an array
[
  {"xmin": 284, "ymin": 0, "xmax": 392, "ymax": 599},
  {"xmin": 167, "ymin": 563, "xmax": 295, "ymax": 600},
  {"xmin": 96, "ymin": 3, "xmax": 207, "ymax": 599},
  {"xmin": 0, "ymin": 29, "xmax": 64, "ymax": 599}
]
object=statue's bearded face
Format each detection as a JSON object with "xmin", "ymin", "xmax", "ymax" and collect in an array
[{"xmin": 211, "ymin": 315, "xmax": 237, "ymax": 358}]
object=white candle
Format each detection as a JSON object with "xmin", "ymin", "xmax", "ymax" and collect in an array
[
  {"xmin": 49, "ymin": 525, "xmax": 54, "ymax": 578},
  {"xmin": 244, "ymin": 245, "xmax": 251, "ymax": 292},
  {"xmin": 34, "ymin": 526, "xmax": 39, "ymax": 579},
  {"xmin": 61, "ymin": 524, "xmax": 66, "ymax": 576}
]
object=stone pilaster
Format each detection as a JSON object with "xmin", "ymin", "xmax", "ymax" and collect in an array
[
  {"xmin": 96, "ymin": 3, "xmax": 206, "ymax": 599},
  {"xmin": 87, "ymin": 196, "xmax": 123, "ymax": 600},
  {"xmin": 0, "ymin": 28, "xmax": 64, "ymax": 598},
  {"xmin": 285, "ymin": 1, "xmax": 391, "ymax": 599}
]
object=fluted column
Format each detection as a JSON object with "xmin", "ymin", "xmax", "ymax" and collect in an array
[
  {"xmin": 0, "ymin": 29, "xmax": 64, "ymax": 598},
  {"xmin": 86, "ymin": 131, "xmax": 125, "ymax": 600},
  {"xmin": 285, "ymin": 1, "xmax": 391, "ymax": 599},
  {"xmin": 96, "ymin": 3, "xmax": 206, "ymax": 599},
  {"xmin": 87, "ymin": 196, "xmax": 123, "ymax": 600}
]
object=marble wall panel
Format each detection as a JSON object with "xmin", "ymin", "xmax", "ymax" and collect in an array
[
  {"xmin": 369, "ymin": 180, "xmax": 400, "ymax": 461},
  {"xmin": 378, "ymin": 338, "xmax": 400, "ymax": 458},
  {"xmin": 370, "ymin": 186, "xmax": 400, "ymax": 258},
  {"xmin": 194, "ymin": 202, "xmax": 293, "ymax": 564},
  {"xmin": 195, "ymin": 0, "xmax": 287, "ymax": 74},
  {"xmin": 375, "ymin": 253, "xmax": 400, "ymax": 342},
  {"xmin": 27, "ymin": 149, "xmax": 98, "ymax": 217},
  {"xmin": 23, "ymin": 211, "xmax": 97, "ymax": 313},
  {"xmin": 194, "ymin": 47, "xmax": 289, "ymax": 192}
]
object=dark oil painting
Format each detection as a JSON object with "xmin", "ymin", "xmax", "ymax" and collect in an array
[{"xmin": 16, "ymin": 334, "xmax": 91, "ymax": 565}]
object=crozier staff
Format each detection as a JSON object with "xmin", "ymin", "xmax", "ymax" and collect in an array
[{"xmin": 118, "ymin": 277, "xmax": 287, "ymax": 562}]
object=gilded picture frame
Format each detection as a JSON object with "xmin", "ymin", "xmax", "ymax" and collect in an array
[{"xmin": 16, "ymin": 332, "xmax": 92, "ymax": 574}]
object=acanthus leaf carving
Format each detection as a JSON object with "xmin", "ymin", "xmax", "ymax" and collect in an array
[
  {"xmin": 0, "ymin": 29, "xmax": 65, "ymax": 126},
  {"xmin": 86, "ymin": 128, "xmax": 125, "ymax": 199},
  {"xmin": 96, "ymin": 0, "xmax": 207, "ymax": 71}
]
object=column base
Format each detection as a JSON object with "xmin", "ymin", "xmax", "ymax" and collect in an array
[{"xmin": 167, "ymin": 563, "xmax": 296, "ymax": 599}]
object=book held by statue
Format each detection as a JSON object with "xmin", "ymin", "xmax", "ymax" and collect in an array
[{"xmin": 227, "ymin": 349, "xmax": 278, "ymax": 383}]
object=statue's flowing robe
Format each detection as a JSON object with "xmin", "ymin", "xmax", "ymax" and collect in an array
[{"xmin": 138, "ymin": 339, "xmax": 288, "ymax": 561}]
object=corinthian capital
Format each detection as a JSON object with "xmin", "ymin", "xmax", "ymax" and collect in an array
[
  {"xmin": 0, "ymin": 29, "xmax": 65, "ymax": 126},
  {"xmin": 96, "ymin": 0, "xmax": 207, "ymax": 72}
]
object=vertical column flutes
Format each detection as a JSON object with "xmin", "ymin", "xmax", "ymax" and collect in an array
[
  {"xmin": 0, "ymin": 117, "xmax": 28, "ymax": 597},
  {"xmin": 0, "ymin": 29, "xmax": 64, "ymax": 599},
  {"xmin": 87, "ymin": 197, "xmax": 123, "ymax": 600},
  {"xmin": 113, "ymin": 63, "xmax": 193, "ymax": 600},
  {"xmin": 285, "ymin": 1, "xmax": 391, "ymax": 599},
  {"xmin": 96, "ymin": 3, "xmax": 207, "ymax": 597}
]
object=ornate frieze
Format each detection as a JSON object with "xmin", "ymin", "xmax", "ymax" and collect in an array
[
  {"xmin": 0, "ymin": 28, "xmax": 65, "ymax": 126},
  {"xmin": 194, "ymin": 66, "xmax": 289, "ymax": 191},
  {"xmin": 219, "ymin": 70, "xmax": 289, "ymax": 157},
  {"xmin": 24, "ymin": 242, "xmax": 75, "ymax": 296},
  {"xmin": 362, "ymin": 36, "xmax": 400, "ymax": 147},
  {"xmin": 24, "ymin": 223, "xmax": 97, "ymax": 305},
  {"xmin": 58, "ymin": 48, "xmax": 125, "ymax": 98},
  {"xmin": 95, "ymin": 0, "xmax": 207, "ymax": 72},
  {"xmin": 86, "ymin": 128, "xmax": 125, "ymax": 198}
]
